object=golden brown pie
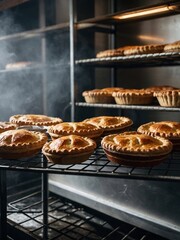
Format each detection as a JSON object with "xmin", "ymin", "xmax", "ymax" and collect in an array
[
  {"xmin": 101, "ymin": 132, "xmax": 173, "ymax": 167},
  {"xmin": 42, "ymin": 134, "xmax": 96, "ymax": 164},
  {"xmin": 5, "ymin": 61, "xmax": 37, "ymax": 70},
  {"xmin": 83, "ymin": 116, "xmax": 133, "ymax": 135},
  {"xmin": 82, "ymin": 87, "xmax": 123, "ymax": 104},
  {"xmin": 112, "ymin": 89, "xmax": 153, "ymax": 105},
  {"xmin": 137, "ymin": 121, "xmax": 180, "ymax": 151},
  {"xmin": 96, "ymin": 48, "xmax": 125, "ymax": 58},
  {"xmin": 144, "ymin": 85, "xmax": 177, "ymax": 93},
  {"xmin": 154, "ymin": 90, "xmax": 180, "ymax": 107},
  {"xmin": 164, "ymin": 41, "xmax": 180, "ymax": 52},
  {"xmin": 0, "ymin": 122, "xmax": 17, "ymax": 133},
  {"xmin": 123, "ymin": 44, "xmax": 165, "ymax": 55},
  {"xmin": 47, "ymin": 122, "xmax": 103, "ymax": 141},
  {"xmin": 0, "ymin": 129, "xmax": 48, "ymax": 159},
  {"xmin": 10, "ymin": 114, "xmax": 63, "ymax": 127}
]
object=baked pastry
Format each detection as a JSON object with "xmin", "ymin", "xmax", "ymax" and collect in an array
[
  {"xmin": 137, "ymin": 121, "xmax": 180, "ymax": 151},
  {"xmin": 83, "ymin": 116, "xmax": 133, "ymax": 135},
  {"xmin": 144, "ymin": 85, "xmax": 177, "ymax": 93},
  {"xmin": 0, "ymin": 122, "xmax": 17, "ymax": 133},
  {"xmin": 112, "ymin": 89, "xmax": 153, "ymax": 105},
  {"xmin": 0, "ymin": 129, "xmax": 48, "ymax": 159},
  {"xmin": 5, "ymin": 61, "xmax": 37, "ymax": 70},
  {"xmin": 154, "ymin": 90, "xmax": 180, "ymax": 107},
  {"xmin": 10, "ymin": 114, "xmax": 63, "ymax": 127},
  {"xmin": 123, "ymin": 44, "xmax": 165, "ymax": 55},
  {"xmin": 82, "ymin": 87, "xmax": 123, "ymax": 103},
  {"xmin": 47, "ymin": 122, "xmax": 103, "ymax": 141},
  {"xmin": 96, "ymin": 48, "xmax": 125, "ymax": 58},
  {"xmin": 42, "ymin": 134, "xmax": 96, "ymax": 164},
  {"xmin": 164, "ymin": 41, "xmax": 180, "ymax": 52},
  {"xmin": 101, "ymin": 132, "xmax": 173, "ymax": 167}
]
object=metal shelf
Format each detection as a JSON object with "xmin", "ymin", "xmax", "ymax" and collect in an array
[
  {"xmin": 76, "ymin": 0, "xmax": 180, "ymax": 26},
  {"xmin": 0, "ymin": 146, "xmax": 179, "ymax": 182},
  {"xmin": 76, "ymin": 102, "xmax": 180, "ymax": 112},
  {"xmin": 7, "ymin": 191, "xmax": 168, "ymax": 240},
  {"xmin": 75, "ymin": 52, "xmax": 180, "ymax": 68}
]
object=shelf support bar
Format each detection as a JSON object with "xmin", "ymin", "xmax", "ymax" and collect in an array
[{"xmin": 0, "ymin": 170, "xmax": 7, "ymax": 240}]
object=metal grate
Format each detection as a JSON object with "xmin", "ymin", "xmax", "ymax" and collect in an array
[
  {"xmin": 7, "ymin": 191, "xmax": 168, "ymax": 240},
  {"xmin": 0, "ymin": 146, "xmax": 180, "ymax": 182},
  {"xmin": 75, "ymin": 52, "xmax": 180, "ymax": 67}
]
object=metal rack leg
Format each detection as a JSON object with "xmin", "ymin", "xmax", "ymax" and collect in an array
[
  {"xmin": 42, "ymin": 155, "xmax": 48, "ymax": 240},
  {"xmin": 0, "ymin": 170, "xmax": 7, "ymax": 240}
]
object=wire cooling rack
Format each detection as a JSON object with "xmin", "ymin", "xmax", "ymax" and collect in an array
[
  {"xmin": 0, "ymin": 146, "xmax": 179, "ymax": 182},
  {"xmin": 7, "ymin": 191, "xmax": 168, "ymax": 240}
]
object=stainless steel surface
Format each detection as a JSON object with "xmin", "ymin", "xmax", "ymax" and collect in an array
[{"xmin": 49, "ymin": 175, "xmax": 180, "ymax": 240}]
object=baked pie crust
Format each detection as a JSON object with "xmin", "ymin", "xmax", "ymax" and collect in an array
[
  {"xmin": 0, "ymin": 122, "xmax": 17, "ymax": 133},
  {"xmin": 101, "ymin": 132, "xmax": 172, "ymax": 167},
  {"xmin": 82, "ymin": 87, "xmax": 123, "ymax": 103},
  {"xmin": 47, "ymin": 122, "xmax": 103, "ymax": 140},
  {"xmin": 10, "ymin": 114, "xmax": 63, "ymax": 127},
  {"xmin": 164, "ymin": 41, "xmax": 180, "ymax": 52},
  {"xmin": 123, "ymin": 44, "xmax": 165, "ymax": 55},
  {"xmin": 0, "ymin": 129, "xmax": 48, "ymax": 159},
  {"xmin": 42, "ymin": 134, "xmax": 96, "ymax": 164},
  {"xmin": 112, "ymin": 89, "xmax": 153, "ymax": 105},
  {"xmin": 83, "ymin": 116, "xmax": 133, "ymax": 135},
  {"xmin": 137, "ymin": 121, "xmax": 180, "ymax": 151},
  {"xmin": 154, "ymin": 90, "xmax": 180, "ymax": 107}
]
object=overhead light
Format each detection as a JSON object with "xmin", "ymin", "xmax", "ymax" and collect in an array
[{"xmin": 114, "ymin": 5, "xmax": 177, "ymax": 20}]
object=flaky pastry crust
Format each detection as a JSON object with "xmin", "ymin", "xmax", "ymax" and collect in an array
[
  {"xmin": 0, "ymin": 129, "xmax": 48, "ymax": 159},
  {"xmin": 102, "ymin": 132, "xmax": 172, "ymax": 156},
  {"xmin": 83, "ymin": 116, "xmax": 133, "ymax": 133},
  {"xmin": 10, "ymin": 114, "xmax": 63, "ymax": 126},
  {"xmin": 48, "ymin": 122, "xmax": 103, "ymax": 140},
  {"xmin": 82, "ymin": 88, "xmax": 123, "ymax": 103},
  {"xmin": 137, "ymin": 121, "xmax": 180, "ymax": 150},
  {"xmin": 113, "ymin": 89, "xmax": 153, "ymax": 105},
  {"xmin": 164, "ymin": 41, "xmax": 180, "ymax": 52},
  {"xmin": 42, "ymin": 135, "xmax": 96, "ymax": 164},
  {"xmin": 154, "ymin": 90, "xmax": 180, "ymax": 107},
  {"xmin": 0, "ymin": 122, "xmax": 17, "ymax": 133}
]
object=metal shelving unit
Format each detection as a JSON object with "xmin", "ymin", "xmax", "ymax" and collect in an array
[
  {"xmin": 0, "ymin": 147, "xmax": 179, "ymax": 182},
  {"xmin": 7, "ymin": 191, "xmax": 168, "ymax": 240}
]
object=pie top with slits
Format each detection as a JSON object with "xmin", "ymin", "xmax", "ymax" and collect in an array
[
  {"xmin": 137, "ymin": 121, "xmax": 180, "ymax": 138},
  {"xmin": 10, "ymin": 114, "xmax": 63, "ymax": 126},
  {"xmin": 101, "ymin": 132, "xmax": 172, "ymax": 156}
]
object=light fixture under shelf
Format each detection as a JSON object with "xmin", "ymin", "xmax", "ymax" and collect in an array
[{"xmin": 113, "ymin": 4, "xmax": 179, "ymax": 20}]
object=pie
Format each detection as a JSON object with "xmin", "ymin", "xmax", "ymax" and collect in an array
[
  {"xmin": 164, "ymin": 41, "xmax": 180, "ymax": 52},
  {"xmin": 47, "ymin": 122, "xmax": 103, "ymax": 141},
  {"xmin": 0, "ymin": 122, "xmax": 17, "ymax": 133},
  {"xmin": 123, "ymin": 44, "xmax": 165, "ymax": 55},
  {"xmin": 137, "ymin": 121, "xmax": 180, "ymax": 151},
  {"xmin": 83, "ymin": 116, "xmax": 133, "ymax": 135},
  {"xmin": 96, "ymin": 48, "xmax": 124, "ymax": 58},
  {"xmin": 101, "ymin": 132, "xmax": 173, "ymax": 167},
  {"xmin": 112, "ymin": 89, "xmax": 153, "ymax": 105},
  {"xmin": 144, "ymin": 85, "xmax": 177, "ymax": 93},
  {"xmin": 0, "ymin": 129, "xmax": 48, "ymax": 159},
  {"xmin": 82, "ymin": 87, "xmax": 123, "ymax": 103},
  {"xmin": 154, "ymin": 90, "xmax": 180, "ymax": 107},
  {"xmin": 5, "ymin": 61, "xmax": 38, "ymax": 70},
  {"xmin": 9, "ymin": 114, "xmax": 63, "ymax": 127},
  {"xmin": 42, "ymin": 134, "xmax": 96, "ymax": 164}
]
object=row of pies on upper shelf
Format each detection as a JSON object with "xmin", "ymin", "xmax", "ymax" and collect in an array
[
  {"xmin": 96, "ymin": 40, "xmax": 180, "ymax": 58},
  {"xmin": 0, "ymin": 115, "xmax": 179, "ymax": 168},
  {"xmin": 82, "ymin": 86, "xmax": 180, "ymax": 107}
]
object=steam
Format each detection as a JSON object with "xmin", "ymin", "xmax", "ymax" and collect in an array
[{"xmin": 0, "ymin": 12, "xmax": 70, "ymax": 121}]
